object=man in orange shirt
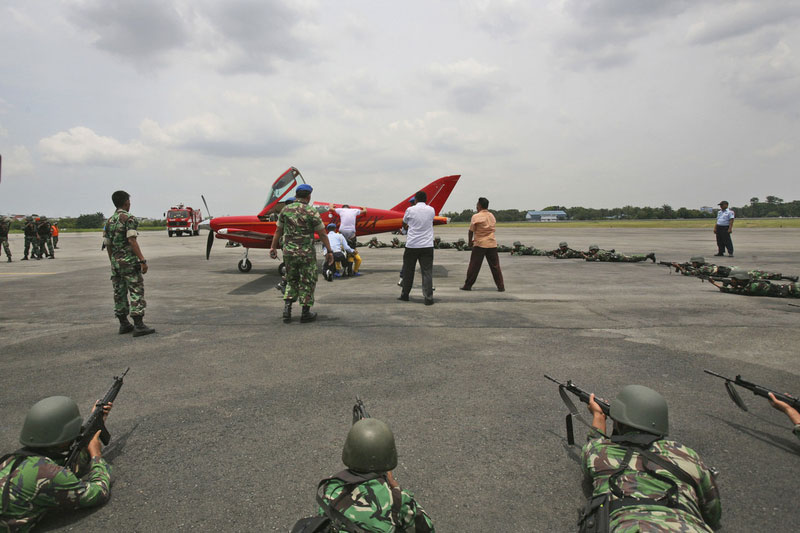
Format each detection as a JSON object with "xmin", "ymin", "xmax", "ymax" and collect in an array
[{"xmin": 460, "ymin": 197, "xmax": 505, "ymax": 292}]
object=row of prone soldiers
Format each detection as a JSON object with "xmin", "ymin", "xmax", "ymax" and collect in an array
[
  {"xmin": 3, "ymin": 379, "xmax": 799, "ymax": 532},
  {"xmin": 0, "ymin": 216, "xmax": 59, "ymax": 262},
  {"xmin": 367, "ymin": 237, "xmax": 658, "ymax": 262},
  {"xmin": 661, "ymin": 256, "xmax": 800, "ymax": 298}
]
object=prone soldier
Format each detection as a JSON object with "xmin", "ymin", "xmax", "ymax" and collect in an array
[
  {"xmin": 678, "ymin": 257, "xmax": 797, "ymax": 282},
  {"xmin": 0, "ymin": 397, "xmax": 113, "ymax": 530},
  {"xmin": 301, "ymin": 418, "xmax": 435, "ymax": 532},
  {"xmin": 584, "ymin": 244, "xmax": 655, "ymax": 263},
  {"xmin": 0, "ymin": 216, "xmax": 11, "ymax": 262},
  {"xmin": 391, "ymin": 236, "xmax": 406, "ymax": 248},
  {"xmin": 453, "ymin": 237, "xmax": 471, "ymax": 251},
  {"xmin": 580, "ymin": 385, "xmax": 721, "ymax": 532},
  {"xmin": 710, "ymin": 269, "xmax": 800, "ymax": 298},
  {"xmin": 496, "ymin": 242, "xmax": 512, "ymax": 253},
  {"xmin": 510, "ymin": 241, "xmax": 548, "ymax": 256},
  {"xmin": 550, "ymin": 241, "xmax": 583, "ymax": 259},
  {"xmin": 434, "ymin": 237, "xmax": 453, "ymax": 249},
  {"xmin": 368, "ymin": 237, "xmax": 388, "ymax": 248}
]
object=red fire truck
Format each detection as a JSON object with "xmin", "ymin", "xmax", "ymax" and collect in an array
[{"xmin": 165, "ymin": 204, "xmax": 202, "ymax": 237}]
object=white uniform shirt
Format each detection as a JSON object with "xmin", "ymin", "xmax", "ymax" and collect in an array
[
  {"xmin": 716, "ymin": 208, "xmax": 735, "ymax": 226},
  {"xmin": 327, "ymin": 231, "xmax": 353, "ymax": 254},
  {"xmin": 334, "ymin": 208, "xmax": 361, "ymax": 233},
  {"xmin": 403, "ymin": 202, "xmax": 435, "ymax": 248}
]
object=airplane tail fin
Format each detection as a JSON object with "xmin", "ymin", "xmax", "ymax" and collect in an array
[{"xmin": 390, "ymin": 174, "xmax": 461, "ymax": 215}]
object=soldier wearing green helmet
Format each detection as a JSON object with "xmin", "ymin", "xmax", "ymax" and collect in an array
[
  {"xmin": 510, "ymin": 241, "xmax": 548, "ymax": 256},
  {"xmin": 311, "ymin": 418, "xmax": 434, "ymax": 531},
  {"xmin": 709, "ymin": 269, "xmax": 800, "ymax": 298},
  {"xmin": 581, "ymin": 386, "xmax": 721, "ymax": 532},
  {"xmin": 550, "ymin": 241, "xmax": 583, "ymax": 259},
  {"xmin": 676, "ymin": 259, "xmax": 797, "ymax": 282},
  {"xmin": 0, "ymin": 396, "xmax": 113, "ymax": 530}
]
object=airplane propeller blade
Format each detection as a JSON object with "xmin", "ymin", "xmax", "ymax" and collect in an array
[
  {"xmin": 201, "ymin": 194, "xmax": 213, "ymax": 218},
  {"xmin": 206, "ymin": 229, "xmax": 214, "ymax": 260}
]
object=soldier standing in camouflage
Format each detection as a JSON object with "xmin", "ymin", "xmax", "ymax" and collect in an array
[
  {"xmin": 104, "ymin": 190, "xmax": 155, "ymax": 337},
  {"xmin": 582, "ymin": 386, "xmax": 721, "ymax": 532},
  {"xmin": 313, "ymin": 418, "xmax": 435, "ymax": 532},
  {"xmin": 0, "ymin": 396, "xmax": 113, "ymax": 530},
  {"xmin": 269, "ymin": 183, "xmax": 334, "ymax": 323},
  {"xmin": 37, "ymin": 216, "xmax": 54, "ymax": 259},
  {"xmin": 22, "ymin": 216, "xmax": 37, "ymax": 260},
  {"xmin": 0, "ymin": 216, "xmax": 12, "ymax": 262}
]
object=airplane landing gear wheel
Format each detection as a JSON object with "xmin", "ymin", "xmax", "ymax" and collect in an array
[
  {"xmin": 238, "ymin": 258, "xmax": 252, "ymax": 272},
  {"xmin": 278, "ymin": 262, "xmax": 286, "ymax": 277}
]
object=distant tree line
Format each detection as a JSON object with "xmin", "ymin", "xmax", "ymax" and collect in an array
[
  {"xmin": 443, "ymin": 196, "xmax": 799, "ymax": 222},
  {"xmin": 8, "ymin": 212, "xmax": 165, "ymax": 230}
]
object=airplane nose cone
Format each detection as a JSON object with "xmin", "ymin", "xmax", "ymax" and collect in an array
[{"xmin": 199, "ymin": 218, "xmax": 213, "ymax": 231}]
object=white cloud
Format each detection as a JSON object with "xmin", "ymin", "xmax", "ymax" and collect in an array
[
  {"xmin": 428, "ymin": 59, "xmax": 503, "ymax": 113},
  {"xmin": 38, "ymin": 127, "xmax": 147, "ymax": 166},
  {"xmin": 687, "ymin": 2, "xmax": 800, "ymax": 45},
  {"xmin": 2, "ymin": 145, "xmax": 35, "ymax": 176},
  {"xmin": 756, "ymin": 140, "xmax": 793, "ymax": 158}
]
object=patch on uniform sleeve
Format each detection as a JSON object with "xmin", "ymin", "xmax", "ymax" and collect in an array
[{"xmin": 126, "ymin": 230, "xmax": 139, "ymax": 238}]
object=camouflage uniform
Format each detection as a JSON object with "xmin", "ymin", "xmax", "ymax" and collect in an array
[
  {"xmin": 582, "ymin": 429, "xmax": 721, "ymax": 532},
  {"xmin": 551, "ymin": 247, "xmax": 583, "ymax": 259},
  {"xmin": 278, "ymin": 202, "xmax": 326, "ymax": 307},
  {"xmin": 23, "ymin": 218, "xmax": 37, "ymax": 259},
  {"xmin": 317, "ymin": 471, "xmax": 435, "ymax": 532},
  {"xmin": 368, "ymin": 238, "xmax": 388, "ymax": 249},
  {"xmin": 719, "ymin": 280, "xmax": 800, "ymax": 298},
  {"xmin": 104, "ymin": 209, "xmax": 147, "ymax": 317},
  {"xmin": 586, "ymin": 251, "xmax": 652, "ymax": 262},
  {"xmin": 0, "ymin": 451, "xmax": 111, "ymax": 531},
  {"xmin": 453, "ymin": 239, "xmax": 471, "ymax": 251},
  {"xmin": 511, "ymin": 244, "xmax": 548, "ymax": 256},
  {"xmin": 36, "ymin": 218, "xmax": 54, "ymax": 258},
  {"xmin": 0, "ymin": 218, "xmax": 11, "ymax": 261},
  {"xmin": 685, "ymin": 264, "xmax": 794, "ymax": 281},
  {"xmin": 390, "ymin": 237, "xmax": 405, "ymax": 249},
  {"xmin": 496, "ymin": 244, "xmax": 512, "ymax": 253},
  {"xmin": 435, "ymin": 240, "xmax": 453, "ymax": 249}
]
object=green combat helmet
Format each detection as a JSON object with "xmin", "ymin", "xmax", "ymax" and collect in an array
[
  {"xmin": 588, "ymin": 244, "xmax": 600, "ymax": 252},
  {"xmin": 342, "ymin": 418, "xmax": 398, "ymax": 473},
  {"xmin": 609, "ymin": 385, "xmax": 669, "ymax": 437},
  {"xmin": 457, "ymin": 238, "xmax": 465, "ymax": 243},
  {"xmin": 559, "ymin": 241, "xmax": 568, "ymax": 248},
  {"xmin": 729, "ymin": 268, "xmax": 751, "ymax": 282},
  {"xmin": 513, "ymin": 241, "xmax": 522, "ymax": 247},
  {"xmin": 19, "ymin": 396, "xmax": 83, "ymax": 448},
  {"xmin": 26, "ymin": 215, "xmax": 33, "ymax": 221},
  {"xmin": 690, "ymin": 256, "xmax": 705, "ymax": 265}
]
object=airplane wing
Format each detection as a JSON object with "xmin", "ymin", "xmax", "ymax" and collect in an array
[{"xmin": 217, "ymin": 228, "xmax": 274, "ymax": 240}]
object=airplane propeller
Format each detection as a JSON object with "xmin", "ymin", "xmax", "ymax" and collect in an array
[{"xmin": 201, "ymin": 194, "xmax": 215, "ymax": 260}]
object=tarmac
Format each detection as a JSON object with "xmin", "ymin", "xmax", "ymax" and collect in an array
[{"xmin": 1, "ymin": 226, "xmax": 798, "ymax": 532}]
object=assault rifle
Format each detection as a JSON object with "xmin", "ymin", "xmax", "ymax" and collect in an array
[
  {"xmin": 698, "ymin": 275, "xmax": 728, "ymax": 284},
  {"xmin": 658, "ymin": 261, "xmax": 682, "ymax": 273},
  {"xmin": 352, "ymin": 395, "xmax": 369, "ymax": 424},
  {"xmin": 704, "ymin": 369, "xmax": 799, "ymax": 412},
  {"xmin": 65, "ymin": 368, "xmax": 129, "ymax": 471},
  {"xmin": 545, "ymin": 375, "xmax": 609, "ymax": 445}
]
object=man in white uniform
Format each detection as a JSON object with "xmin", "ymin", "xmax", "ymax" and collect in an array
[{"xmin": 714, "ymin": 200, "xmax": 735, "ymax": 257}]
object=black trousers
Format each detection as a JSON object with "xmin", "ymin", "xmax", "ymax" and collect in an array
[
  {"xmin": 715, "ymin": 225, "xmax": 733, "ymax": 255},
  {"xmin": 401, "ymin": 247, "xmax": 434, "ymax": 299},
  {"xmin": 463, "ymin": 246, "xmax": 504, "ymax": 290}
]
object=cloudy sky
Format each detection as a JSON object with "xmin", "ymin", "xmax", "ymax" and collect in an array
[{"xmin": 1, "ymin": 0, "xmax": 798, "ymax": 218}]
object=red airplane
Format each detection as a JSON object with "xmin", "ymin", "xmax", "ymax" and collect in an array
[{"xmin": 203, "ymin": 167, "xmax": 461, "ymax": 272}]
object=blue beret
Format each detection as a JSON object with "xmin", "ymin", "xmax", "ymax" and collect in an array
[
  {"xmin": 326, "ymin": 223, "xmax": 336, "ymax": 229},
  {"xmin": 285, "ymin": 197, "xmax": 295, "ymax": 203},
  {"xmin": 296, "ymin": 184, "xmax": 313, "ymax": 193}
]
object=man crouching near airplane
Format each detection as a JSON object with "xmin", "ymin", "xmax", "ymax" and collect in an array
[{"xmin": 270, "ymin": 184, "xmax": 334, "ymax": 323}]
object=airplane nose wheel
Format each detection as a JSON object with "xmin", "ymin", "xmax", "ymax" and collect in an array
[{"xmin": 238, "ymin": 258, "xmax": 252, "ymax": 272}]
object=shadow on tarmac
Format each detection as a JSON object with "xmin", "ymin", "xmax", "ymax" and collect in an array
[{"xmin": 705, "ymin": 413, "xmax": 800, "ymax": 456}]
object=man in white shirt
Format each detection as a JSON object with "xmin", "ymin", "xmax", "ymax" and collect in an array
[
  {"xmin": 399, "ymin": 191, "xmax": 435, "ymax": 305},
  {"xmin": 323, "ymin": 223, "xmax": 354, "ymax": 281},
  {"xmin": 714, "ymin": 200, "xmax": 735, "ymax": 257},
  {"xmin": 329, "ymin": 204, "xmax": 366, "ymax": 247}
]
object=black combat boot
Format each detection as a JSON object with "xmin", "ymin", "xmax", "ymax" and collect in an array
[
  {"xmin": 300, "ymin": 305, "xmax": 317, "ymax": 323},
  {"xmin": 132, "ymin": 315, "xmax": 156, "ymax": 337},
  {"xmin": 647, "ymin": 252, "xmax": 656, "ymax": 263},
  {"xmin": 6, "ymin": 257, "xmax": 11, "ymax": 262},
  {"xmin": 282, "ymin": 300, "xmax": 292, "ymax": 323},
  {"xmin": 21, "ymin": 255, "xmax": 28, "ymax": 260},
  {"xmin": 117, "ymin": 315, "xmax": 134, "ymax": 334}
]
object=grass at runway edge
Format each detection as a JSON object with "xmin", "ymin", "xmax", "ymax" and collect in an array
[{"xmin": 448, "ymin": 218, "xmax": 800, "ymax": 229}]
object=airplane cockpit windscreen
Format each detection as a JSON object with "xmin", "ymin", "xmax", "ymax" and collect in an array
[
  {"xmin": 264, "ymin": 167, "xmax": 305, "ymax": 209},
  {"xmin": 168, "ymin": 210, "xmax": 188, "ymax": 218}
]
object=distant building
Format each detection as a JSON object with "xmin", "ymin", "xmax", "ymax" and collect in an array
[
  {"xmin": 526, "ymin": 210, "xmax": 568, "ymax": 222},
  {"xmin": 699, "ymin": 206, "xmax": 714, "ymax": 213}
]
